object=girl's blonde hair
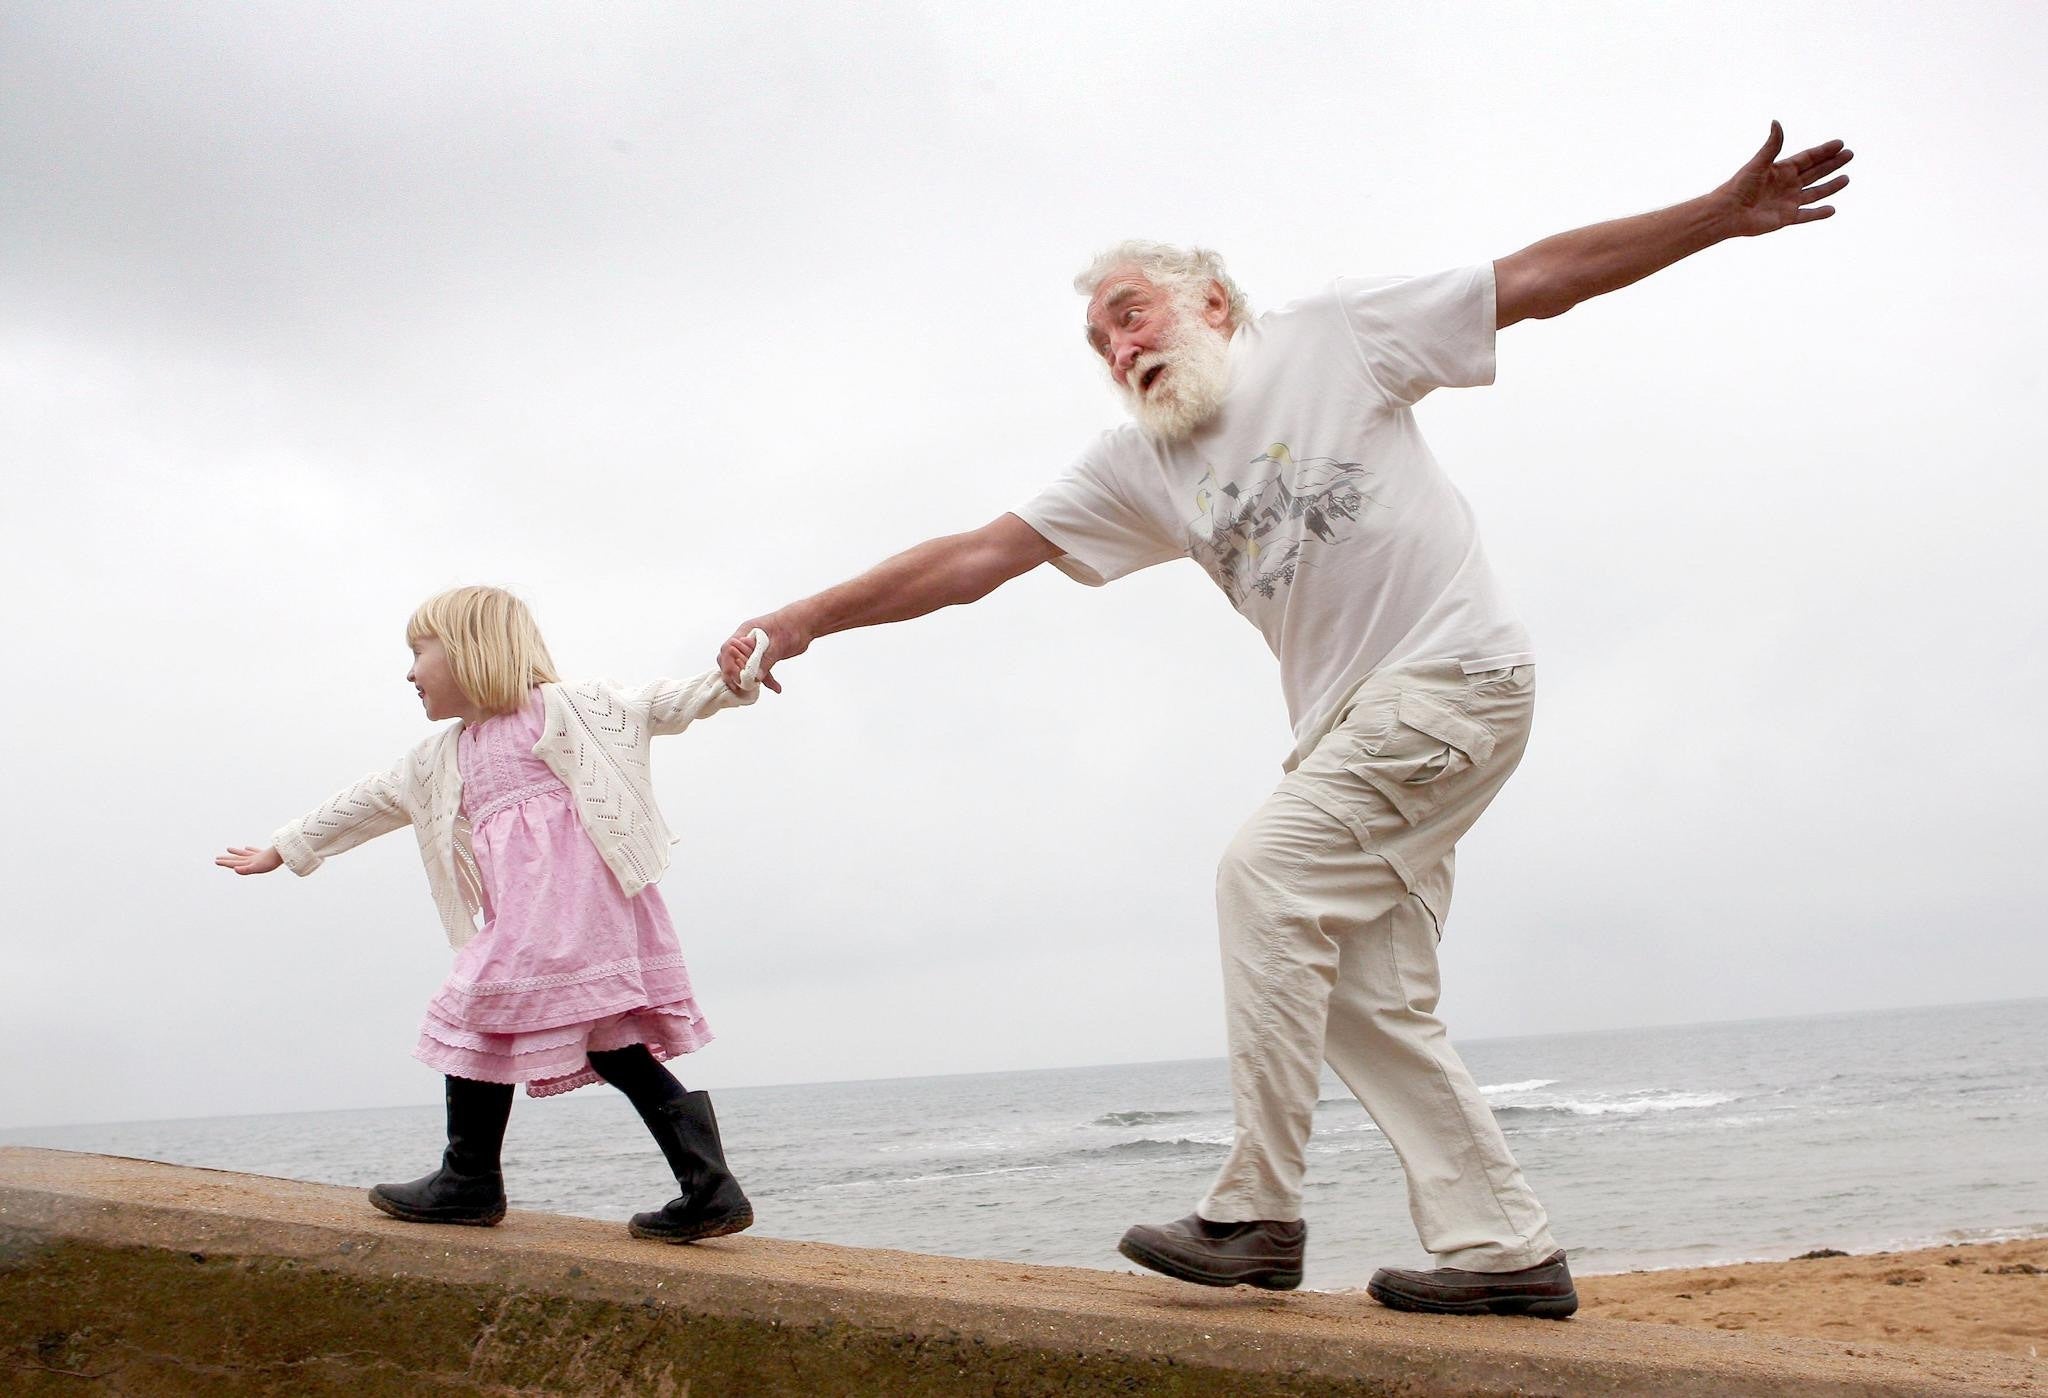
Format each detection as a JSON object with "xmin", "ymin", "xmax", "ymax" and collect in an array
[{"xmin": 406, "ymin": 586, "xmax": 560, "ymax": 716}]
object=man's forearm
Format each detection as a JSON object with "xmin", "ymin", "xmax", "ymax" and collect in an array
[
  {"xmin": 1494, "ymin": 125, "xmax": 1852, "ymax": 329},
  {"xmin": 783, "ymin": 514, "xmax": 1062, "ymax": 644},
  {"xmin": 788, "ymin": 532, "xmax": 1004, "ymax": 639},
  {"xmin": 1495, "ymin": 192, "xmax": 1736, "ymax": 328},
  {"xmin": 722, "ymin": 515, "xmax": 1057, "ymax": 690}
]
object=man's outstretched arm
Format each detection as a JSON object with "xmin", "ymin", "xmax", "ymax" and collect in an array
[
  {"xmin": 1493, "ymin": 122, "xmax": 1852, "ymax": 329},
  {"xmin": 718, "ymin": 513, "xmax": 1062, "ymax": 691}
]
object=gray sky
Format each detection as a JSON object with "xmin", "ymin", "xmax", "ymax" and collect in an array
[{"xmin": 4, "ymin": 2, "xmax": 2043, "ymax": 1129}]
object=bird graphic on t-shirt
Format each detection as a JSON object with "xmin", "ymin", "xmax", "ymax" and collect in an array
[{"xmin": 1187, "ymin": 444, "xmax": 1376, "ymax": 606}]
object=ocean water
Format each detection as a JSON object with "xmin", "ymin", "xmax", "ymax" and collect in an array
[{"xmin": 7, "ymin": 999, "xmax": 2043, "ymax": 1291}]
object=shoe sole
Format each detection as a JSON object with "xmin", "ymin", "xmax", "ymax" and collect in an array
[
  {"xmin": 628, "ymin": 1203, "xmax": 755, "ymax": 1245},
  {"xmin": 1367, "ymin": 1278, "xmax": 1577, "ymax": 1320},
  {"xmin": 366, "ymin": 1187, "xmax": 505, "ymax": 1227},
  {"xmin": 1117, "ymin": 1232, "xmax": 1302, "ymax": 1291}
]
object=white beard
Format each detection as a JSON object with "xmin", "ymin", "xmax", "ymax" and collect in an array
[{"xmin": 1119, "ymin": 296, "xmax": 1231, "ymax": 442}]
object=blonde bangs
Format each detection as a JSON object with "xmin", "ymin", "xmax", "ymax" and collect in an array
[{"xmin": 406, "ymin": 585, "xmax": 560, "ymax": 716}]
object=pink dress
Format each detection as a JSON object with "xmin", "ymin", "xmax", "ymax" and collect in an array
[{"xmin": 414, "ymin": 689, "xmax": 712, "ymax": 1097}]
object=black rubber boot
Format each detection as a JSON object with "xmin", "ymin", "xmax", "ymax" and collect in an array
[
  {"xmin": 627, "ymin": 1090, "xmax": 754, "ymax": 1243},
  {"xmin": 368, "ymin": 1076, "xmax": 512, "ymax": 1226}
]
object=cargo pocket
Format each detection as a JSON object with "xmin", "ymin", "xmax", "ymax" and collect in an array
[{"xmin": 1343, "ymin": 691, "xmax": 1495, "ymax": 824}]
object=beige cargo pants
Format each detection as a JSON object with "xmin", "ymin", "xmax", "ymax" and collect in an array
[{"xmin": 1196, "ymin": 660, "xmax": 1558, "ymax": 1271}]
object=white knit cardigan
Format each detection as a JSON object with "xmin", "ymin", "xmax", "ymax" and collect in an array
[{"xmin": 272, "ymin": 640, "xmax": 767, "ymax": 949}]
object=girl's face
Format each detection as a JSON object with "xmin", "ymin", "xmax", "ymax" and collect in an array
[{"xmin": 406, "ymin": 635, "xmax": 482, "ymax": 723}]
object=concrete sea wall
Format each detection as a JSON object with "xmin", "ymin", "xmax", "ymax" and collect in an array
[{"xmin": 0, "ymin": 1149, "xmax": 2030, "ymax": 1395}]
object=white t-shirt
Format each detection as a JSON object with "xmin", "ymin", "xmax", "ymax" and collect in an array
[{"xmin": 1014, "ymin": 265, "xmax": 1531, "ymax": 768}]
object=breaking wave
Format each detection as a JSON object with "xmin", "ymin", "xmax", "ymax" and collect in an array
[{"xmin": 1092, "ymin": 1109, "xmax": 1202, "ymax": 1128}]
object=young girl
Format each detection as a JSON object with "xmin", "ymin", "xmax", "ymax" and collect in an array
[{"xmin": 217, "ymin": 585, "xmax": 770, "ymax": 1243}]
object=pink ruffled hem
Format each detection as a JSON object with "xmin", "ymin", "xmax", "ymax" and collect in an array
[
  {"xmin": 412, "ymin": 1003, "xmax": 713, "ymax": 1098},
  {"xmin": 427, "ymin": 956, "xmax": 701, "ymax": 1035}
]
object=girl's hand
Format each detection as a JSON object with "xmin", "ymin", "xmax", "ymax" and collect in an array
[
  {"xmin": 216, "ymin": 845, "xmax": 283, "ymax": 876},
  {"xmin": 721, "ymin": 615, "xmax": 804, "ymax": 694}
]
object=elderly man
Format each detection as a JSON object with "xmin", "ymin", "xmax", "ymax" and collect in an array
[{"xmin": 722, "ymin": 124, "xmax": 1850, "ymax": 1317}]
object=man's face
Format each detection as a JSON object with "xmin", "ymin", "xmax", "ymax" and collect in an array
[{"xmin": 1085, "ymin": 270, "xmax": 1233, "ymax": 441}]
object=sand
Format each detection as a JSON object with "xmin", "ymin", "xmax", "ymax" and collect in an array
[{"xmin": 1580, "ymin": 1237, "xmax": 2048, "ymax": 1362}]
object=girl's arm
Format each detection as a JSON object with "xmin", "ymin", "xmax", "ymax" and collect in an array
[
  {"xmin": 264, "ymin": 759, "xmax": 414, "ymax": 876},
  {"xmin": 638, "ymin": 629, "xmax": 772, "ymax": 738}
]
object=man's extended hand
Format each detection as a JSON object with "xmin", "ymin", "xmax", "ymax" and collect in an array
[
  {"xmin": 1494, "ymin": 120, "xmax": 1855, "ymax": 327},
  {"xmin": 1716, "ymin": 121, "xmax": 1853, "ymax": 238},
  {"xmin": 719, "ymin": 609, "xmax": 811, "ymax": 694}
]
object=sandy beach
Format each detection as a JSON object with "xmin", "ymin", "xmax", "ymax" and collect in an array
[{"xmin": 1580, "ymin": 1237, "xmax": 2048, "ymax": 1362}]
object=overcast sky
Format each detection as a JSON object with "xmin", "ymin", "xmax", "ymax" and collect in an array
[{"xmin": 3, "ymin": 2, "xmax": 2043, "ymax": 1129}]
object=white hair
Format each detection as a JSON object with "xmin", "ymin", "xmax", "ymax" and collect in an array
[{"xmin": 1073, "ymin": 240, "xmax": 1251, "ymax": 330}]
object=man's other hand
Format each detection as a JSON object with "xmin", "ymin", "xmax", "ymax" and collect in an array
[{"xmin": 1717, "ymin": 121, "xmax": 1853, "ymax": 238}]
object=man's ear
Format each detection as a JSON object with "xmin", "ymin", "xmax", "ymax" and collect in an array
[{"xmin": 1204, "ymin": 279, "xmax": 1232, "ymax": 330}]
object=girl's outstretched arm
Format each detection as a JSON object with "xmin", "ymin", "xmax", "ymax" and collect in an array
[
  {"xmin": 267, "ymin": 755, "xmax": 417, "ymax": 876},
  {"xmin": 215, "ymin": 844, "xmax": 285, "ymax": 875},
  {"xmin": 634, "ymin": 629, "xmax": 772, "ymax": 738}
]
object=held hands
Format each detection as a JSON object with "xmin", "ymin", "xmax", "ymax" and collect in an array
[
  {"xmin": 719, "ymin": 612, "xmax": 811, "ymax": 694},
  {"xmin": 216, "ymin": 845, "xmax": 283, "ymax": 876},
  {"xmin": 1715, "ymin": 121, "xmax": 1853, "ymax": 238}
]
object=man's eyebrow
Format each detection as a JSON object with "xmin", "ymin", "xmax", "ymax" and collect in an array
[{"xmin": 1085, "ymin": 284, "xmax": 1144, "ymax": 348}]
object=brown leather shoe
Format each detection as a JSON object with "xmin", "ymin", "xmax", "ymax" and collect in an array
[
  {"xmin": 1367, "ymin": 1249, "xmax": 1577, "ymax": 1319},
  {"xmin": 1118, "ymin": 1213, "xmax": 1305, "ymax": 1290}
]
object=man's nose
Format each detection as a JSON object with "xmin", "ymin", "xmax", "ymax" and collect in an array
[{"xmin": 1112, "ymin": 340, "xmax": 1142, "ymax": 378}]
